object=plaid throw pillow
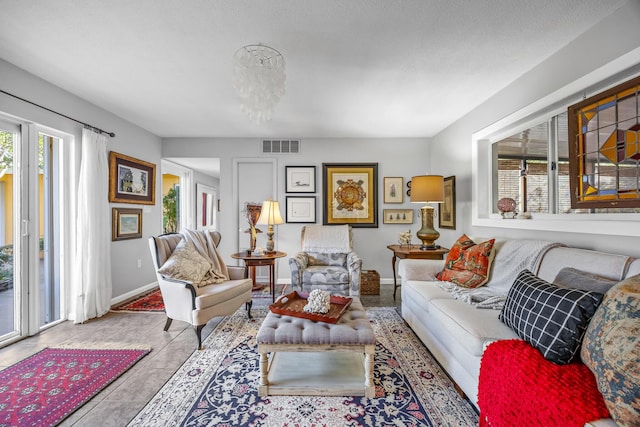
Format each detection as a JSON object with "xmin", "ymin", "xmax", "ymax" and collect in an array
[{"xmin": 499, "ymin": 269, "xmax": 604, "ymax": 365}]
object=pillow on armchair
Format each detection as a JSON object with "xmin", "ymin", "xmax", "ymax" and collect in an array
[
  {"xmin": 158, "ymin": 238, "xmax": 212, "ymax": 286},
  {"xmin": 436, "ymin": 234, "xmax": 496, "ymax": 288}
]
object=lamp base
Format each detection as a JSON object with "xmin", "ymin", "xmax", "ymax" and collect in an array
[
  {"xmin": 265, "ymin": 225, "xmax": 275, "ymax": 252},
  {"xmin": 419, "ymin": 244, "xmax": 440, "ymax": 251},
  {"xmin": 416, "ymin": 205, "xmax": 440, "ymax": 250}
]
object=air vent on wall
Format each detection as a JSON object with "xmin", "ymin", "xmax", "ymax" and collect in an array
[{"xmin": 262, "ymin": 140, "xmax": 300, "ymax": 153}]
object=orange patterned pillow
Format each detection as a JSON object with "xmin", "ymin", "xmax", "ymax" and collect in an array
[
  {"xmin": 442, "ymin": 234, "xmax": 476, "ymax": 269},
  {"xmin": 437, "ymin": 236, "xmax": 496, "ymax": 288}
]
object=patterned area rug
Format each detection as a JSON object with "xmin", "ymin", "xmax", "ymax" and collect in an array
[
  {"xmin": 128, "ymin": 307, "xmax": 478, "ymax": 426},
  {"xmin": 252, "ymin": 283, "xmax": 290, "ymax": 299},
  {"xmin": 0, "ymin": 343, "xmax": 151, "ymax": 427},
  {"xmin": 112, "ymin": 289, "xmax": 165, "ymax": 312}
]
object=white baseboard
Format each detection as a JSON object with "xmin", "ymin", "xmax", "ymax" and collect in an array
[{"xmin": 111, "ymin": 281, "xmax": 158, "ymax": 306}]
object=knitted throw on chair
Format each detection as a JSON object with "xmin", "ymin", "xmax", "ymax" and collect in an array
[{"xmin": 478, "ymin": 339, "xmax": 610, "ymax": 427}]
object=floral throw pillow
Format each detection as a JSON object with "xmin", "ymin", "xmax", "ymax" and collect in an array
[
  {"xmin": 436, "ymin": 235, "xmax": 496, "ymax": 288},
  {"xmin": 581, "ymin": 274, "xmax": 640, "ymax": 426}
]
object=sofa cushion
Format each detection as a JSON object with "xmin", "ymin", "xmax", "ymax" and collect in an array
[
  {"xmin": 302, "ymin": 265, "xmax": 348, "ymax": 285},
  {"xmin": 581, "ymin": 274, "xmax": 640, "ymax": 427},
  {"xmin": 430, "ymin": 298, "xmax": 518, "ymax": 357},
  {"xmin": 195, "ymin": 279, "xmax": 252, "ymax": 310},
  {"xmin": 499, "ymin": 269, "xmax": 604, "ymax": 364},
  {"xmin": 553, "ymin": 267, "xmax": 617, "ymax": 294},
  {"xmin": 307, "ymin": 252, "xmax": 347, "ymax": 267},
  {"xmin": 436, "ymin": 235, "xmax": 496, "ymax": 288},
  {"xmin": 158, "ymin": 238, "xmax": 212, "ymax": 286}
]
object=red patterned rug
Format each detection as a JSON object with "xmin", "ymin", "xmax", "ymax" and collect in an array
[
  {"xmin": 112, "ymin": 289, "xmax": 165, "ymax": 312},
  {"xmin": 0, "ymin": 344, "xmax": 151, "ymax": 427}
]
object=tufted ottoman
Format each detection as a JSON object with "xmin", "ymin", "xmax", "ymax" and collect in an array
[{"xmin": 257, "ymin": 298, "xmax": 376, "ymax": 397}]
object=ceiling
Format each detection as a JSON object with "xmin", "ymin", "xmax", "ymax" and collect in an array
[{"xmin": 0, "ymin": 0, "xmax": 627, "ymax": 141}]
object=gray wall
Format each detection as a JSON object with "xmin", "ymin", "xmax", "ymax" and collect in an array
[
  {"xmin": 429, "ymin": 1, "xmax": 640, "ymax": 258},
  {"xmin": 0, "ymin": 59, "xmax": 163, "ymax": 299},
  {"xmin": 162, "ymin": 137, "xmax": 430, "ymax": 282}
]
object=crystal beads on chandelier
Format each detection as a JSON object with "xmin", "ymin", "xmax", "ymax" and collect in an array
[{"xmin": 232, "ymin": 44, "xmax": 286, "ymax": 124}]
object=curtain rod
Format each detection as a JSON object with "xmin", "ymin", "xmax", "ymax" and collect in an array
[{"xmin": 0, "ymin": 89, "xmax": 116, "ymax": 137}]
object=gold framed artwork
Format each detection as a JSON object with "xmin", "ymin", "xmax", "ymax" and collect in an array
[
  {"xmin": 322, "ymin": 163, "xmax": 378, "ymax": 228},
  {"xmin": 112, "ymin": 208, "xmax": 143, "ymax": 241},
  {"xmin": 439, "ymin": 176, "xmax": 456, "ymax": 229},
  {"xmin": 109, "ymin": 151, "xmax": 156, "ymax": 205},
  {"xmin": 383, "ymin": 209, "xmax": 413, "ymax": 224},
  {"xmin": 383, "ymin": 177, "xmax": 404, "ymax": 203}
]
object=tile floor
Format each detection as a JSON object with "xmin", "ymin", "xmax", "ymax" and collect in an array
[{"xmin": 0, "ymin": 285, "xmax": 401, "ymax": 427}]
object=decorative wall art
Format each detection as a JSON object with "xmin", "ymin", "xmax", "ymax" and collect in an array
[
  {"xmin": 109, "ymin": 151, "xmax": 156, "ymax": 205},
  {"xmin": 383, "ymin": 209, "xmax": 413, "ymax": 224},
  {"xmin": 286, "ymin": 196, "xmax": 316, "ymax": 223},
  {"xmin": 322, "ymin": 163, "xmax": 378, "ymax": 228},
  {"xmin": 384, "ymin": 177, "xmax": 404, "ymax": 203},
  {"xmin": 439, "ymin": 176, "xmax": 456, "ymax": 229},
  {"xmin": 285, "ymin": 166, "xmax": 316, "ymax": 193},
  {"xmin": 112, "ymin": 208, "xmax": 142, "ymax": 241},
  {"xmin": 196, "ymin": 183, "xmax": 217, "ymax": 230}
]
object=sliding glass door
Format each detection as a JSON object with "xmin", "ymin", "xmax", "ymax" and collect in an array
[{"xmin": 0, "ymin": 119, "xmax": 64, "ymax": 347}]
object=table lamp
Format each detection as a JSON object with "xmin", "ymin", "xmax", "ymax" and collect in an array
[
  {"xmin": 257, "ymin": 198, "xmax": 284, "ymax": 253},
  {"xmin": 410, "ymin": 175, "xmax": 444, "ymax": 250}
]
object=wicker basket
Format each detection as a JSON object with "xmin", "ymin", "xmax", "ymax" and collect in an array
[{"xmin": 361, "ymin": 270, "xmax": 380, "ymax": 295}]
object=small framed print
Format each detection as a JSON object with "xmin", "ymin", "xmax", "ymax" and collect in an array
[
  {"xmin": 439, "ymin": 176, "xmax": 456, "ymax": 229},
  {"xmin": 384, "ymin": 177, "xmax": 404, "ymax": 203},
  {"xmin": 383, "ymin": 209, "xmax": 413, "ymax": 224},
  {"xmin": 286, "ymin": 166, "xmax": 316, "ymax": 193},
  {"xmin": 286, "ymin": 196, "xmax": 316, "ymax": 223},
  {"xmin": 112, "ymin": 208, "xmax": 143, "ymax": 241}
]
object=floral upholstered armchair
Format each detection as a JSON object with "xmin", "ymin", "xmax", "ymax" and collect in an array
[{"xmin": 289, "ymin": 225, "xmax": 362, "ymax": 296}]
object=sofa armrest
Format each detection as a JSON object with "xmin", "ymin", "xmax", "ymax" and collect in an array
[
  {"xmin": 398, "ymin": 259, "xmax": 445, "ymax": 281},
  {"xmin": 227, "ymin": 265, "xmax": 247, "ymax": 280},
  {"xmin": 288, "ymin": 252, "xmax": 309, "ymax": 291},
  {"xmin": 347, "ymin": 251, "xmax": 363, "ymax": 296}
]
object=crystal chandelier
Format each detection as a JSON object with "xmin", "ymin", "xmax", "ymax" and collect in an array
[{"xmin": 232, "ymin": 44, "xmax": 286, "ymax": 124}]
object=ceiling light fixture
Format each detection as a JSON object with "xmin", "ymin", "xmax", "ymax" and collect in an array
[{"xmin": 232, "ymin": 44, "xmax": 286, "ymax": 124}]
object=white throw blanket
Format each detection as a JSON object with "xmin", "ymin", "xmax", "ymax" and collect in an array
[
  {"xmin": 438, "ymin": 239, "xmax": 566, "ymax": 309},
  {"xmin": 302, "ymin": 225, "xmax": 351, "ymax": 253},
  {"xmin": 181, "ymin": 229, "xmax": 229, "ymax": 284}
]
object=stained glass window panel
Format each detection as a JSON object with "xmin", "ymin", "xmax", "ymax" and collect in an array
[{"xmin": 568, "ymin": 75, "xmax": 640, "ymax": 208}]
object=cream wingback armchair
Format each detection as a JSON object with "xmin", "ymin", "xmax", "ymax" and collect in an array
[
  {"xmin": 149, "ymin": 230, "xmax": 253, "ymax": 350},
  {"xmin": 289, "ymin": 225, "xmax": 362, "ymax": 296}
]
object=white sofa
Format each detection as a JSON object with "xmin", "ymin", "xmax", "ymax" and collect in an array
[{"xmin": 398, "ymin": 238, "xmax": 640, "ymax": 415}]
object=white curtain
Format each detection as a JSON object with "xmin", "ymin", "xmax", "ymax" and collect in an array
[{"xmin": 71, "ymin": 128, "xmax": 112, "ymax": 323}]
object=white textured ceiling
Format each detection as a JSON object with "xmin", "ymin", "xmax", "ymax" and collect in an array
[{"xmin": 0, "ymin": 0, "xmax": 627, "ymax": 138}]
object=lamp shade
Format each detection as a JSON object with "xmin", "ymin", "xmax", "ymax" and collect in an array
[
  {"xmin": 257, "ymin": 199, "xmax": 284, "ymax": 225},
  {"xmin": 410, "ymin": 175, "xmax": 445, "ymax": 203}
]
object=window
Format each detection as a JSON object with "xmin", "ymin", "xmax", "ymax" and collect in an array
[
  {"xmin": 492, "ymin": 110, "xmax": 640, "ymax": 216},
  {"xmin": 568, "ymin": 75, "xmax": 640, "ymax": 209},
  {"xmin": 473, "ymin": 64, "xmax": 640, "ymax": 237}
]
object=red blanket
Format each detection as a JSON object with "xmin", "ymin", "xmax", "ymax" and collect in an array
[{"xmin": 478, "ymin": 339, "xmax": 610, "ymax": 427}]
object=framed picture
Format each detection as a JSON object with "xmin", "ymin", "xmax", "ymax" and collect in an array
[
  {"xmin": 322, "ymin": 163, "xmax": 378, "ymax": 228},
  {"xmin": 196, "ymin": 183, "xmax": 217, "ymax": 230},
  {"xmin": 439, "ymin": 176, "xmax": 456, "ymax": 229},
  {"xmin": 109, "ymin": 151, "xmax": 156, "ymax": 205},
  {"xmin": 383, "ymin": 209, "xmax": 413, "ymax": 224},
  {"xmin": 285, "ymin": 166, "xmax": 316, "ymax": 193},
  {"xmin": 383, "ymin": 177, "xmax": 404, "ymax": 203},
  {"xmin": 286, "ymin": 196, "xmax": 316, "ymax": 223},
  {"xmin": 112, "ymin": 208, "xmax": 142, "ymax": 241}
]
